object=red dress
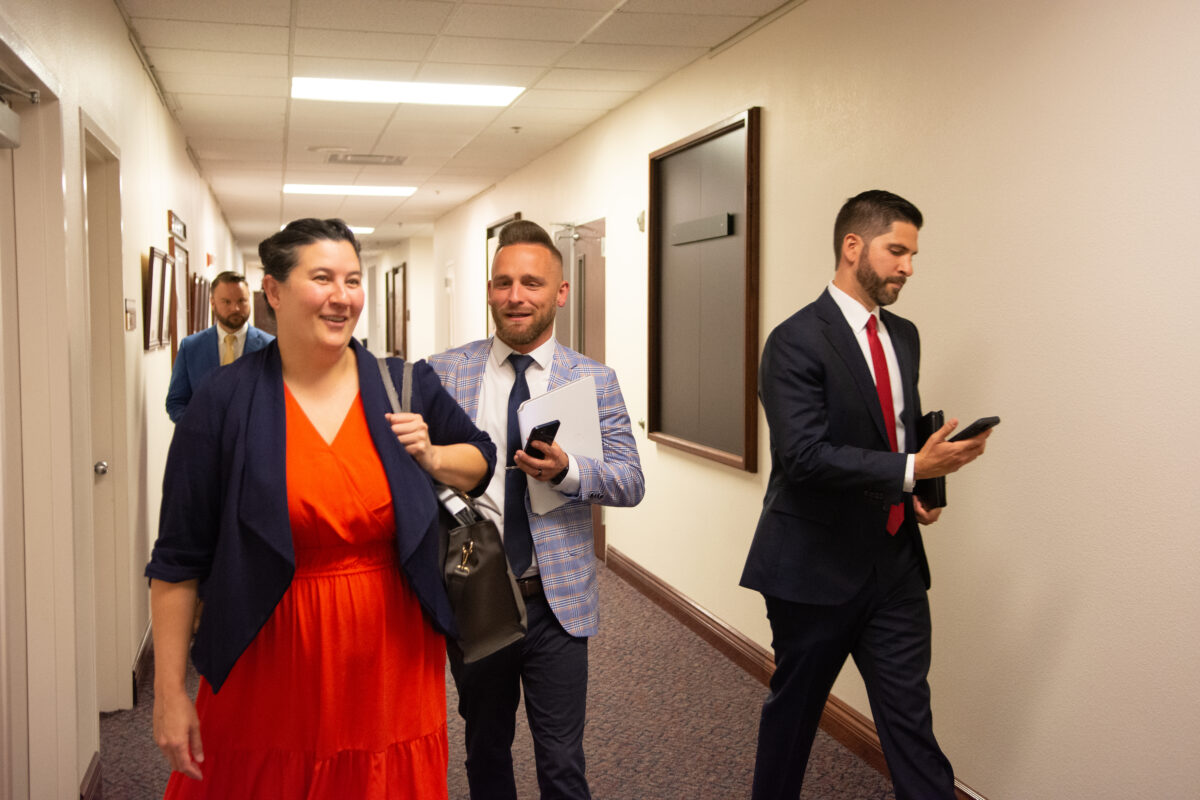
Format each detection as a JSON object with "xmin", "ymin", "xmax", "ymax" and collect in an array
[{"xmin": 164, "ymin": 389, "xmax": 448, "ymax": 798}]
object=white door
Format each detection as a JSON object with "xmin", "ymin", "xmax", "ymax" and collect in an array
[{"xmin": 84, "ymin": 127, "xmax": 132, "ymax": 711}]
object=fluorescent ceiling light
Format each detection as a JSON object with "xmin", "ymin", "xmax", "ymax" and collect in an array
[
  {"xmin": 283, "ymin": 184, "xmax": 416, "ymax": 197},
  {"xmin": 348, "ymin": 226, "xmax": 375, "ymax": 235},
  {"xmin": 292, "ymin": 77, "xmax": 524, "ymax": 107}
]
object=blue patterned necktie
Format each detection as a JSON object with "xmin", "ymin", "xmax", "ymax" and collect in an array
[{"xmin": 504, "ymin": 353, "xmax": 535, "ymax": 574}]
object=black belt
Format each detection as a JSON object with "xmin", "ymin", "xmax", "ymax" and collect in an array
[{"xmin": 516, "ymin": 575, "xmax": 543, "ymax": 598}]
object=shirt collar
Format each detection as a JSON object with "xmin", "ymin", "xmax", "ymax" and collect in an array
[
  {"xmin": 828, "ymin": 280, "xmax": 880, "ymax": 333},
  {"xmin": 490, "ymin": 335, "xmax": 557, "ymax": 372},
  {"xmin": 216, "ymin": 320, "xmax": 249, "ymax": 338}
]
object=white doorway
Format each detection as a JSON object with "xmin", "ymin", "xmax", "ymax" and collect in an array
[{"xmin": 83, "ymin": 120, "xmax": 133, "ymax": 712}]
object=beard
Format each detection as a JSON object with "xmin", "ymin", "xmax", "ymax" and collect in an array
[
  {"xmin": 491, "ymin": 302, "xmax": 556, "ymax": 347},
  {"xmin": 213, "ymin": 308, "xmax": 248, "ymax": 331},
  {"xmin": 856, "ymin": 252, "xmax": 905, "ymax": 307}
]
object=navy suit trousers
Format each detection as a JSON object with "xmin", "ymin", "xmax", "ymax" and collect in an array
[
  {"xmin": 751, "ymin": 530, "xmax": 955, "ymax": 800},
  {"xmin": 448, "ymin": 592, "xmax": 591, "ymax": 800}
]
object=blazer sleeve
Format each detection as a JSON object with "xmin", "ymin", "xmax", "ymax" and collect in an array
[
  {"xmin": 165, "ymin": 339, "xmax": 194, "ymax": 423},
  {"xmin": 760, "ymin": 320, "xmax": 906, "ymax": 500},
  {"xmin": 147, "ymin": 380, "xmax": 225, "ymax": 582},
  {"xmin": 572, "ymin": 365, "xmax": 645, "ymax": 508},
  {"xmin": 411, "ymin": 358, "xmax": 496, "ymax": 497}
]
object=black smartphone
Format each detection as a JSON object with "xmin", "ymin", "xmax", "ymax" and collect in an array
[
  {"xmin": 522, "ymin": 419, "xmax": 560, "ymax": 455},
  {"xmin": 948, "ymin": 415, "xmax": 1000, "ymax": 442}
]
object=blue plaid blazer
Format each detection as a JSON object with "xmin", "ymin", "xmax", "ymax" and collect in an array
[{"xmin": 429, "ymin": 338, "xmax": 644, "ymax": 637}]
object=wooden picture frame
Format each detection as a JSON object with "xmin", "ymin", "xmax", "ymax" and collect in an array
[
  {"xmin": 647, "ymin": 108, "xmax": 761, "ymax": 472},
  {"xmin": 169, "ymin": 238, "xmax": 188, "ymax": 355},
  {"xmin": 485, "ymin": 211, "xmax": 521, "ymax": 335},
  {"xmin": 144, "ymin": 246, "xmax": 174, "ymax": 350}
]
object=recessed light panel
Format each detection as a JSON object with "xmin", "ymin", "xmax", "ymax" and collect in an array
[
  {"xmin": 292, "ymin": 77, "xmax": 524, "ymax": 107},
  {"xmin": 283, "ymin": 184, "xmax": 417, "ymax": 197}
]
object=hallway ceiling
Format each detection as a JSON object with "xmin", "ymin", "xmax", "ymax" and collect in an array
[{"xmin": 117, "ymin": 0, "xmax": 794, "ymax": 260}]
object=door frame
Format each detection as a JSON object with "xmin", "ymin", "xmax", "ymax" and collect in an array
[{"xmin": 82, "ymin": 113, "xmax": 132, "ymax": 713}]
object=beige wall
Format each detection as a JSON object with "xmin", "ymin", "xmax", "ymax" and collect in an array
[
  {"xmin": 432, "ymin": 0, "xmax": 1200, "ymax": 796},
  {"xmin": 0, "ymin": 0, "xmax": 241, "ymax": 793}
]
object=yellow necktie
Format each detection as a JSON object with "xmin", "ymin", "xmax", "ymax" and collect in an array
[{"xmin": 221, "ymin": 333, "xmax": 237, "ymax": 366}]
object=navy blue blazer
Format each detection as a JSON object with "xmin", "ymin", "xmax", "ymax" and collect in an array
[
  {"xmin": 166, "ymin": 324, "xmax": 274, "ymax": 422},
  {"xmin": 146, "ymin": 338, "xmax": 496, "ymax": 691},
  {"xmin": 740, "ymin": 289, "xmax": 931, "ymax": 606}
]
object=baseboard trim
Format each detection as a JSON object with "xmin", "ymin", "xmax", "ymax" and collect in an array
[
  {"xmin": 133, "ymin": 620, "xmax": 153, "ymax": 706},
  {"xmin": 80, "ymin": 750, "xmax": 102, "ymax": 800},
  {"xmin": 604, "ymin": 547, "xmax": 982, "ymax": 800}
]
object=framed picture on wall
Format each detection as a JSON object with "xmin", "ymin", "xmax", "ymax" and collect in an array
[
  {"xmin": 647, "ymin": 107, "xmax": 761, "ymax": 472},
  {"xmin": 155, "ymin": 247, "xmax": 175, "ymax": 349},
  {"xmin": 170, "ymin": 238, "xmax": 188, "ymax": 352},
  {"xmin": 144, "ymin": 246, "xmax": 173, "ymax": 350}
]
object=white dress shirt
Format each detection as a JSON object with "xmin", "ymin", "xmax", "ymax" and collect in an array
[
  {"xmin": 477, "ymin": 336, "xmax": 581, "ymax": 576},
  {"xmin": 217, "ymin": 321, "xmax": 249, "ymax": 361},
  {"xmin": 827, "ymin": 282, "xmax": 916, "ymax": 492}
]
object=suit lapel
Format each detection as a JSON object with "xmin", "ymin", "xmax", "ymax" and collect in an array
[
  {"xmin": 240, "ymin": 343, "xmax": 293, "ymax": 563},
  {"xmin": 547, "ymin": 342, "xmax": 577, "ymax": 389},
  {"xmin": 815, "ymin": 290, "xmax": 891, "ymax": 447},
  {"xmin": 355, "ymin": 342, "xmax": 437, "ymax": 563},
  {"xmin": 881, "ymin": 308, "xmax": 918, "ymax": 450}
]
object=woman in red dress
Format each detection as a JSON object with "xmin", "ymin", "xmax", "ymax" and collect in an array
[{"xmin": 146, "ymin": 219, "xmax": 495, "ymax": 797}]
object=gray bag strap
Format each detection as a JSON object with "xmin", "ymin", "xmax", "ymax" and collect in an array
[{"xmin": 377, "ymin": 357, "xmax": 414, "ymax": 414}]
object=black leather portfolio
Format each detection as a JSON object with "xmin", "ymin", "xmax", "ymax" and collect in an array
[{"xmin": 914, "ymin": 410, "xmax": 947, "ymax": 509}]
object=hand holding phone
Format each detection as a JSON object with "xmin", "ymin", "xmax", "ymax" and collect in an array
[
  {"xmin": 947, "ymin": 415, "xmax": 1000, "ymax": 442},
  {"xmin": 522, "ymin": 419, "xmax": 560, "ymax": 456}
]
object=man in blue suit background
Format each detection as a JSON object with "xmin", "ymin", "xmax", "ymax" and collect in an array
[
  {"xmin": 165, "ymin": 271, "xmax": 273, "ymax": 422},
  {"xmin": 741, "ymin": 191, "xmax": 993, "ymax": 800}
]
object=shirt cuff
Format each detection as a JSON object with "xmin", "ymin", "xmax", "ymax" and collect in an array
[
  {"xmin": 903, "ymin": 454, "xmax": 916, "ymax": 493},
  {"xmin": 554, "ymin": 454, "xmax": 581, "ymax": 496}
]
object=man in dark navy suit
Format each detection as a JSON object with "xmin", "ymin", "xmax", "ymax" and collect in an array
[
  {"xmin": 741, "ymin": 190, "xmax": 993, "ymax": 800},
  {"xmin": 166, "ymin": 271, "xmax": 273, "ymax": 422}
]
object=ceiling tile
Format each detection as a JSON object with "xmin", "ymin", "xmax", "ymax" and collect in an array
[
  {"xmin": 192, "ymin": 137, "xmax": 284, "ymax": 160},
  {"xmin": 296, "ymin": 0, "xmax": 454, "ymax": 34},
  {"xmin": 291, "ymin": 56, "xmax": 421, "ymax": 82},
  {"xmin": 293, "ymin": 28, "xmax": 434, "ymax": 61},
  {"xmin": 157, "ymin": 72, "xmax": 289, "ymax": 98},
  {"xmin": 144, "ymin": 48, "xmax": 289, "ymax": 78},
  {"xmin": 425, "ymin": 36, "xmax": 572, "ymax": 67},
  {"xmin": 443, "ymin": 4, "xmax": 605, "ymax": 42},
  {"xmin": 462, "ymin": 0, "xmax": 616, "ymax": 9},
  {"xmin": 287, "ymin": 98, "xmax": 398, "ymax": 129},
  {"xmin": 121, "ymin": 0, "xmax": 291, "ymax": 25},
  {"xmin": 556, "ymin": 42, "xmax": 707, "ymax": 72},
  {"xmin": 534, "ymin": 67, "xmax": 660, "ymax": 92},
  {"xmin": 587, "ymin": 11, "xmax": 756, "ymax": 47},
  {"xmin": 130, "ymin": 18, "xmax": 289, "ymax": 53},
  {"xmin": 515, "ymin": 88, "xmax": 635, "ymax": 110},
  {"xmin": 414, "ymin": 62, "xmax": 544, "ymax": 87},
  {"xmin": 490, "ymin": 104, "xmax": 603, "ymax": 127},
  {"xmin": 620, "ymin": 0, "xmax": 791, "ymax": 15}
]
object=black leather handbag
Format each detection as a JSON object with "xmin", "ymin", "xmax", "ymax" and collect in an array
[{"xmin": 378, "ymin": 358, "xmax": 527, "ymax": 662}]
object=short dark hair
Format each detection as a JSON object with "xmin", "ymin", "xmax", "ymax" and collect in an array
[
  {"xmin": 210, "ymin": 271, "xmax": 247, "ymax": 295},
  {"xmin": 833, "ymin": 190, "xmax": 923, "ymax": 262},
  {"xmin": 496, "ymin": 219, "xmax": 562, "ymax": 267},
  {"xmin": 258, "ymin": 218, "xmax": 360, "ymax": 284}
]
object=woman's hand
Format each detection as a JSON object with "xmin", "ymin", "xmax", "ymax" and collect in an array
[
  {"xmin": 387, "ymin": 411, "xmax": 440, "ymax": 472},
  {"xmin": 388, "ymin": 411, "xmax": 489, "ymax": 492},
  {"xmin": 153, "ymin": 686, "xmax": 204, "ymax": 779}
]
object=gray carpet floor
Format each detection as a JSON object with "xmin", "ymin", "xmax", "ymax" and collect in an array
[{"xmin": 101, "ymin": 563, "xmax": 895, "ymax": 799}]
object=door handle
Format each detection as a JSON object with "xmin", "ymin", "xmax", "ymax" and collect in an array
[{"xmin": 93, "ymin": 461, "xmax": 109, "ymax": 475}]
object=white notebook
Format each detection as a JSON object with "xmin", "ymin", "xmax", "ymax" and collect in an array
[{"xmin": 517, "ymin": 375, "xmax": 602, "ymax": 515}]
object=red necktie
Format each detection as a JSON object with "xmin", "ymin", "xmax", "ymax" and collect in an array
[{"xmin": 866, "ymin": 315, "xmax": 905, "ymax": 535}]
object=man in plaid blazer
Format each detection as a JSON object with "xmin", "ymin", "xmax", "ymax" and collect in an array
[{"xmin": 428, "ymin": 219, "xmax": 644, "ymax": 800}]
